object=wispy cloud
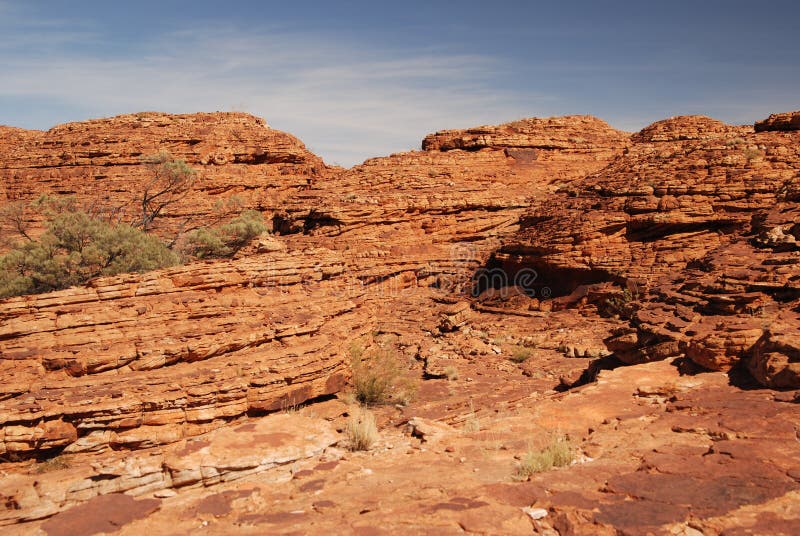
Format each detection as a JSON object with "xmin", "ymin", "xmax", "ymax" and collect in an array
[{"xmin": 0, "ymin": 14, "xmax": 553, "ymax": 166}]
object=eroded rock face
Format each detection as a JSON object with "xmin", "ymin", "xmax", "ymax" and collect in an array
[
  {"xmin": 2, "ymin": 110, "xmax": 800, "ymax": 533},
  {"xmin": 0, "ymin": 112, "xmax": 324, "ymax": 241},
  {"xmin": 0, "ymin": 247, "xmax": 364, "ymax": 457},
  {"xmin": 0, "ymin": 112, "xmax": 628, "ymax": 460},
  {"xmin": 755, "ymin": 110, "xmax": 800, "ymax": 132},
  {"xmin": 501, "ymin": 113, "xmax": 800, "ymax": 386},
  {"xmin": 422, "ymin": 115, "xmax": 629, "ymax": 160}
]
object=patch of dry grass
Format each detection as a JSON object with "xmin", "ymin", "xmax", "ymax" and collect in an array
[
  {"xmin": 514, "ymin": 434, "xmax": 575, "ymax": 480},
  {"xmin": 509, "ymin": 346, "xmax": 531, "ymax": 364},
  {"xmin": 346, "ymin": 408, "xmax": 379, "ymax": 451},
  {"xmin": 444, "ymin": 365, "xmax": 459, "ymax": 381},
  {"xmin": 351, "ymin": 348, "xmax": 417, "ymax": 406}
]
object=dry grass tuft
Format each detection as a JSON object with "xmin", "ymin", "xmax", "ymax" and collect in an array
[
  {"xmin": 514, "ymin": 434, "xmax": 575, "ymax": 480},
  {"xmin": 351, "ymin": 348, "xmax": 417, "ymax": 406},
  {"xmin": 509, "ymin": 346, "xmax": 531, "ymax": 364},
  {"xmin": 346, "ymin": 408, "xmax": 379, "ymax": 451},
  {"xmin": 444, "ymin": 366, "xmax": 459, "ymax": 381}
]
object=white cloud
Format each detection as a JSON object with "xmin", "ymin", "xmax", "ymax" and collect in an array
[{"xmin": 0, "ymin": 19, "xmax": 555, "ymax": 166}]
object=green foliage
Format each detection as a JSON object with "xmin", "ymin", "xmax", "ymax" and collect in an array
[
  {"xmin": 515, "ymin": 434, "xmax": 575, "ymax": 479},
  {"xmin": 138, "ymin": 151, "xmax": 197, "ymax": 231},
  {"xmin": 603, "ymin": 284, "xmax": 640, "ymax": 320},
  {"xmin": 183, "ymin": 210, "xmax": 267, "ymax": 259},
  {"xmin": 0, "ymin": 206, "xmax": 177, "ymax": 299}
]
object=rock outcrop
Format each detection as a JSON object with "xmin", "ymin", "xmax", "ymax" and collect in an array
[
  {"xmin": 422, "ymin": 115, "xmax": 628, "ymax": 158},
  {"xmin": 0, "ymin": 112, "xmax": 324, "ymax": 242},
  {"xmin": 0, "ymin": 246, "xmax": 366, "ymax": 458},
  {"xmin": 2, "ymin": 110, "xmax": 800, "ymax": 534},
  {"xmin": 0, "ymin": 112, "xmax": 629, "ymax": 460},
  {"xmin": 500, "ymin": 113, "xmax": 800, "ymax": 386},
  {"xmin": 755, "ymin": 110, "xmax": 800, "ymax": 132}
]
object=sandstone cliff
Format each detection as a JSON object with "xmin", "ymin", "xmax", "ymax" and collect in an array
[
  {"xmin": 1, "ymin": 110, "xmax": 799, "ymax": 534},
  {"xmin": 500, "ymin": 113, "xmax": 800, "ymax": 386}
]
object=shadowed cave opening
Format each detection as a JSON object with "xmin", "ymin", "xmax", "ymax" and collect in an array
[{"xmin": 471, "ymin": 254, "xmax": 615, "ymax": 300}]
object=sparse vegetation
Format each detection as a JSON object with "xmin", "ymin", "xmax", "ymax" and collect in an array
[
  {"xmin": 346, "ymin": 408, "xmax": 379, "ymax": 451},
  {"xmin": 0, "ymin": 199, "xmax": 178, "ymax": 298},
  {"xmin": 463, "ymin": 400, "xmax": 481, "ymax": 433},
  {"xmin": 509, "ymin": 346, "xmax": 531, "ymax": 364},
  {"xmin": 181, "ymin": 210, "xmax": 267, "ymax": 259},
  {"xmin": 0, "ymin": 161, "xmax": 267, "ymax": 298},
  {"xmin": 725, "ymin": 137, "xmax": 746, "ymax": 147},
  {"xmin": 514, "ymin": 434, "xmax": 575, "ymax": 480},
  {"xmin": 351, "ymin": 347, "xmax": 417, "ymax": 406},
  {"xmin": 603, "ymin": 284, "xmax": 640, "ymax": 320},
  {"xmin": 137, "ymin": 151, "xmax": 197, "ymax": 232},
  {"xmin": 34, "ymin": 455, "xmax": 71, "ymax": 474},
  {"xmin": 743, "ymin": 148, "xmax": 762, "ymax": 161},
  {"xmin": 444, "ymin": 365, "xmax": 459, "ymax": 381}
]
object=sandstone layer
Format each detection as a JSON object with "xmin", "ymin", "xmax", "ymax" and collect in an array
[
  {"xmin": 0, "ymin": 112, "xmax": 324, "ymax": 243},
  {"xmin": 0, "ymin": 112, "xmax": 628, "ymax": 460},
  {"xmin": 501, "ymin": 114, "xmax": 800, "ymax": 386},
  {"xmin": 1, "ymin": 110, "xmax": 799, "ymax": 534}
]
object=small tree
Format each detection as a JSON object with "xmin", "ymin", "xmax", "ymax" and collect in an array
[
  {"xmin": 182, "ymin": 210, "xmax": 268, "ymax": 259},
  {"xmin": 137, "ymin": 151, "xmax": 196, "ymax": 232},
  {"xmin": 0, "ymin": 205, "xmax": 177, "ymax": 298},
  {"xmin": 0, "ymin": 201, "xmax": 34, "ymax": 244}
]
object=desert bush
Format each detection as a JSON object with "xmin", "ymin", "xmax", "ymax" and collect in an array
[
  {"xmin": 603, "ymin": 285, "xmax": 640, "ymax": 320},
  {"xmin": 444, "ymin": 365, "xmax": 459, "ymax": 381},
  {"xmin": 509, "ymin": 346, "xmax": 531, "ymax": 364},
  {"xmin": 345, "ymin": 408, "xmax": 379, "ymax": 451},
  {"xmin": 515, "ymin": 434, "xmax": 575, "ymax": 480},
  {"xmin": 183, "ymin": 210, "xmax": 267, "ymax": 259},
  {"xmin": 351, "ymin": 348, "xmax": 417, "ymax": 406},
  {"xmin": 137, "ymin": 151, "xmax": 197, "ymax": 231},
  {"xmin": 0, "ymin": 207, "xmax": 177, "ymax": 298},
  {"xmin": 743, "ymin": 148, "xmax": 762, "ymax": 161}
]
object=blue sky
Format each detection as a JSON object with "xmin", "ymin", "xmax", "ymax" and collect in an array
[{"xmin": 1, "ymin": 1, "xmax": 798, "ymax": 166}]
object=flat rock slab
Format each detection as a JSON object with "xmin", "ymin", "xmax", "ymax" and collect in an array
[{"xmin": 40, "ymin": 494, "xmax": 161, "ymax": 536}]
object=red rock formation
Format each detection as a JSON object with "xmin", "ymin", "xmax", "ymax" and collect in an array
[
  {"xmin": 502, "ymin": 113, "xmax": 800, "ymax": 386},
  {"xmin": 0, "ymin": 246, "xmax": 366, "ymax": 457},
  {"xmin": 0, "ymin": 112, "xmax": 324, "ymax": 242},
  {"xmin": 422, "ymin": 115, "xmax": 629, "ymax": 158},
  {"xmin": 754, "ymin": 110, "xmax": 800, "ymax": 132},
  {"xmin": 0, "ymin": 112, "xmax": 628, "ymax": 459},
  {"xmin": 2, "ymin": 110, "xmax": 800, "ymax": 534}
]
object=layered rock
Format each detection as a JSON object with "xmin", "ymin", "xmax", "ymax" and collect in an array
[
  {"xmin": 0, "ymin": 112, "xmax": 324, "ymax": 242},
  {"xmin": 0, "ymin": 112, "xmax": 630, "ymax": 460},
  {"xmin": 275, "ymin": 115, "xmax": 630, "ymax": 296},
  {"xmin": 1, "ymin": 412, "xmax": 340, "ymax": 525},
  {"xmin": 501, "ymin": 113, "xmax": 800, "ymax": 386},
  {"xmin": 0, "ymin": 246, "xmax": 367, "ymax": 457},
  {"xmin": 2, "ymin": 109, "xmax": 800, "ymax": 533},
  {"xmin": 422, "ymin": 115, "xmax": 629, "ymax": 160},
  {"xmin": 755, "ymin": 110, "xmax": 800, "ymax": 132}
]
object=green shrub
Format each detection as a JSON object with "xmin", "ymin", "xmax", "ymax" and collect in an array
[
  {"xmin": 184, "ymin": 210, "xmax": 267, "ymax": 259},
  {"xmin": 603, "ymin": 285, "xmax": 640, "ymax": 320},
  {"xmin": 0, "ymin": 208, "xmax": 177, "ymax": 298},
  {"xmin": 138, "ymin": 151, "xmax": 197, "ymax": 231}
]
